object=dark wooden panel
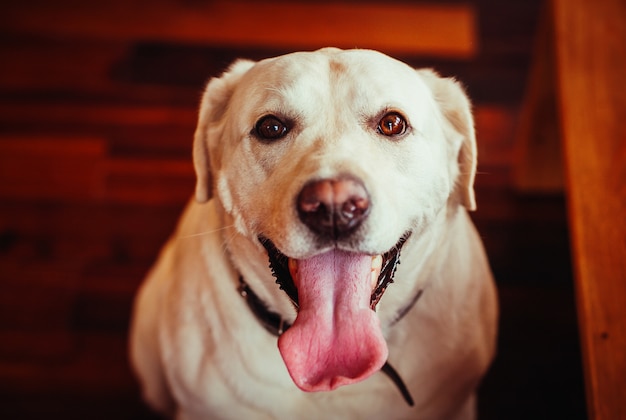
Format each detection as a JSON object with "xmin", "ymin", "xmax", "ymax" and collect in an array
[
  {"xmin": 0, "ymin": 1, "xmax": 586, "ymax": 419},
  {"xmin": 0, "ymin": 137, "xmax": 107, "ymax": 201}
]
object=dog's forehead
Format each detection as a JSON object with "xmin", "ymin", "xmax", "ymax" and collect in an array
[
  {"xmin": 266, "ymin": 49, "xmax": 414, "ymax": 80},
  {"xmin": 233, "ymin": 49, "xmax": 430, "ymax": 116}
]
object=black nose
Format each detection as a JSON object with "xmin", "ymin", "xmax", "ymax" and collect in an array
[{"xmin": 297, "ymin": 177, "xmax": 370, "ymax": 238}]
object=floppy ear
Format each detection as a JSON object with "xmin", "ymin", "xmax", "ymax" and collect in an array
[
  {"xmin": 418, "ymin": 69, "xmax": 477, "ymax": 210},
  {"xmin": 193, "ymin": 59, "xmax": 256, "ymax": 203}
]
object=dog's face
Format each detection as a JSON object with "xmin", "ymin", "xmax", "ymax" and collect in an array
[{"xmin": 193, "ymin": 48, "xmax": 476, "ymax": 394}]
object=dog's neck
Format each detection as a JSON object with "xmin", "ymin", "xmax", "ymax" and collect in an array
[{"xmin": 237, "ymin": 274, "xmax": 421, "ymax": 406}]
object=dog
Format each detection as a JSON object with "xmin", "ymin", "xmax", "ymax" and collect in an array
[{"xmin": 129, "ymin": 47, "xmax": 498, "ymax": 420}]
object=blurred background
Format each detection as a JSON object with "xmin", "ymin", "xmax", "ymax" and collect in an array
[{"xmin": 0, "ymin": 0, "xmax": 587, "ymax": 418}]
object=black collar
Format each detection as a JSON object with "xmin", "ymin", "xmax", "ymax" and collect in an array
[{"xmin": 238, "ymin": 276, "xmax": 420, "ymax": 406}]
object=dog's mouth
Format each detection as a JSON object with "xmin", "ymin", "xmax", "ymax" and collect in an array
[
  {"xmin": 259, "ymin": 234, "xmax": 410, "ymax": 393},
  {"xmin": 260, "ymin": 235, "xmax": 410, "ymax": 311}
]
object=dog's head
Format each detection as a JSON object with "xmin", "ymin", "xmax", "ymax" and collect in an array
[{"xmin": 193, "ymin": 48, "xmax": 477, "ymax": 393}]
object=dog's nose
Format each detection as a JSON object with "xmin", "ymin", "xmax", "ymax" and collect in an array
[{"xmin": 297, "ymin": 177, "xmax": 370, "ymax": 238}]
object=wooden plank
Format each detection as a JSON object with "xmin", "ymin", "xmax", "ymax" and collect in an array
[
  {"xmin": 0, "ymin": 136, "xmax": 107, "ymax": 157},
  {"xmin": 0, "ymin": 137, "xmax": 107, "ymax": 201},
  {"xmin": 0, "ymin": 261, "xmax": 82, "ymax": 330},
  {"xmin": 0, "ymin": 105, "xmax": 197, "ymax": 159},
  {"xmin": 474, "ymin": 106, "xmax": 518, "ymax": 168},
  {"xmin": 0, "ymin": 332, "xmax": 136, "ymax": 393},
  {"xmin": 0, "ymin": 202, "xmax": 181, "ymax": 248},
  {"xmin": 0, "ymin": 39, "xmax": 128, "ymax": 91},
  {"xmin": 0, "ymin": 104, "xmax": 196, "ymax": 127},
  {"xmin": 0, "ymin": 331, "xmax": 76, "ymax": 363},
  {"xmin": 101, "ymin": 158, "xmax": 194, "ymax": 205},
  {"xmin": 513, "ymin": 5, "xmax": 564, "ymax": 193},
  {"xmin": 552, "ymin": 0, "xmax": 626, "ymax": 418},
  {"xmin": 0, "ymin": 0, "xmax": 477, "ymax": 58},
  {"xmin": 0, "ymin": 146, "xmax": 194, "ymax": 204}
]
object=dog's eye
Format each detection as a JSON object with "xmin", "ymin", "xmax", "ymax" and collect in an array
[
  {"xmin": 377, "ymin": 112, "xmax": 407, "ymax": 137},
  {"xmin": 255, "ymin": 115, "xmax": 289, "ymax": 140}
]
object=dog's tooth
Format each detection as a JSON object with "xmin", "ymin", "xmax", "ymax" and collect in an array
[
  {"xmin": 371, "ymin": 255, "xmax": 383, "ymax": 289},
  {"xmin": 371, "ymin": 270, "xmax": 378, "ymax": 290},
  {"xmin": 371, "ymin": 255, "xmax": 383, "ymax": 271},
  {"xmin": 288, "ymin": 258, "xmax": 298, "ymax": 278}
]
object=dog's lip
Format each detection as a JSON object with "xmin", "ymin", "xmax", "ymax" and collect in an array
[{"xmin": 259, "ymin": 233, "xmax": 411, "ymax": 310}]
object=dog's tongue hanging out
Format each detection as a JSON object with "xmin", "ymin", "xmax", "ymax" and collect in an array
[{"xmin": 278, "ymin": 249, "xmax": 388, "ymax": 391}]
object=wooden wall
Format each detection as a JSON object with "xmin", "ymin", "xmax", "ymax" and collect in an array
[{"xmin": 0, "ymin": 1, "xmax": 588, "ymax": 418}]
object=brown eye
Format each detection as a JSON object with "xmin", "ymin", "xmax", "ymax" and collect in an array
[
  {"xmin": 378, "ymin": 112, "xmax": 407, "ymax": 137},
  {"xmin": 255, "ymin": 115, "xmax": 289, "ymax": 140}
]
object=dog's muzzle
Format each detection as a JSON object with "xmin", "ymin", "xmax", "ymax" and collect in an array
[{"xmin": 265, "ymin": 174, "xmax": 410, "ymax": 310}]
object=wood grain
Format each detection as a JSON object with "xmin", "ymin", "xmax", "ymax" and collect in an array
[
  {"xmin": 552, "ymin": 0, "xmax": 626, "ymax": 418},
  {"xmin": 0, "ymin": 0, "xmax": 476, "ymax": 57}
]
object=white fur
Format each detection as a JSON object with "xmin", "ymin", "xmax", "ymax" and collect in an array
[{"xmin": 130, "ymin": 48, "xmax": 498, "ymax": 419}]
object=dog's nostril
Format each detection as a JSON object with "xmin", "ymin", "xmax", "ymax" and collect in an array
[
  {"xmin": 297, "ymin": 178, "xmax": 370, "ymax": 238},
  {"xmin": 342, "ymin": 198, "xmax": 368, "ymax": 217},
  {"xmin": 299, "ymin": 199, "xmax": 322, "ymax": 214}
]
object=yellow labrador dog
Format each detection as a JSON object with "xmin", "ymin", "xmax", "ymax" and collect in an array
[{"xmin": 130, "ymin": 48, "xmax": 498, "ymax": 420}]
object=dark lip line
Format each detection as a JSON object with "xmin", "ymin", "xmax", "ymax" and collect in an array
[
  {"xmin": 258, "ymin": 232, "xmax": 411, "ymax": 311},
  {"xmin": 259, "ymin": 236, "xmax": 300, "ymax": 309},
  {"xmin": 370, "ymin": 232, "xmax": 411, "ymax": 309}
]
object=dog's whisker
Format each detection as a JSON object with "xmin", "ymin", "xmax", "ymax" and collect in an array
[
  {"xmin": 177, "ymin": 225, "xmax": 235, "ymax": 240},
  {"xmin": 216, "ymin": 226, "xmax": 237, "ymax": 250},
  {"xmin": 219, "ymin": 231, "xmax": 239, "ymax": 258}
]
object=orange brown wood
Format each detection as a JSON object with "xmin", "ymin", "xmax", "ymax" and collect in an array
[
  {"xmin": 1, "ymin": 1, "xmax": 477, "ymax": 57},
  {"xmin": 552, "ymin": 0, "xmax": 626, "ymax": 417}
]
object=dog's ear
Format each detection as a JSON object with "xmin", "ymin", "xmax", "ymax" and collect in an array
[
  {"xmin": 193, "ymin": 59, "xmax": 256, "ymax": 203},
  {"xmin": 418, "ymin": 69, "xmax": 477, "ymax": 210}
]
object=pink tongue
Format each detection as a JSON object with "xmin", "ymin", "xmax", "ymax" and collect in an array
[{"xmin": 278, "ymin": 249, "xmax": 388, "ymax": 392}]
